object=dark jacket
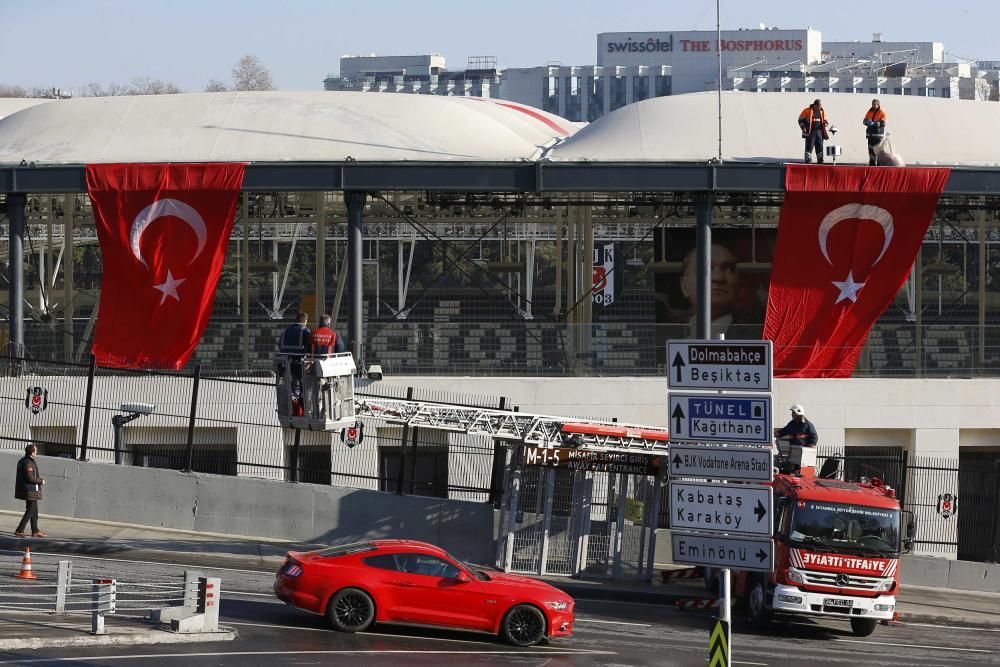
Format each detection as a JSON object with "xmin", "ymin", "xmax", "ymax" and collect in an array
[
  {"xmin": 777, "ymin": 418, "xmax": 818, "ymax": 447},
  {"xmin": 14, "ymin": 456, "xmax": 42, "ymax": 501},
  {"xmin": 279, "ymin": 323, "xmax": 311, "ymax": 356}
]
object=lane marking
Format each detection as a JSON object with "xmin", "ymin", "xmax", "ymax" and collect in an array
[
  {"xmin": 574, "ymin": 618, "xmax": 651, "ymax": 627},
  {"xmin": 834, "ymin": 638, "xmax": 992, "ymax": 654},
  {"xmin": 0, "ymin": 648, "xmax": 617, "ymax": 664},
  {"xmin": 226, "ymin": 591, "xmax": 274, "ymax": 597},
  {"xmin": 904, "ymin": 622, "xmax": 1000, "ymax": 633},
  {"xmin": 574, "ymin": 598, "xmax": 670, "ymax": 609}
]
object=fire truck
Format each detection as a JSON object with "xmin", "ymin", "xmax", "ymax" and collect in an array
[{"xmin": 736, "ymin": 446, "xmax": 916, "ymax": 637}]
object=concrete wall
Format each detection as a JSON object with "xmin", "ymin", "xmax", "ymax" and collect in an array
[
  {"xmin": 0, "ymin": 452, "xmax": 495, "ymax": 564},
  {"xmin": 902, "ymin": 555, "xmax": 1000, "ymax": 593}
]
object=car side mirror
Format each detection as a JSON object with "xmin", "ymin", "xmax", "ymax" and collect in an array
[{"xmin": 454, "ymin": 571, "xmax": 471, "ymax": 583}]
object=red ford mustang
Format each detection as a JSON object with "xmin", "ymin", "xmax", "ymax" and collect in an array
[{"xmin": 274, "ymin": 539, "xmax": 574, "ymax": 646}]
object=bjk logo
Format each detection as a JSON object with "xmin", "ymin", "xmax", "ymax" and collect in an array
[
  {"xmin": 341, "ymin": 421, "xmax": 365, "ymax": 449},
  {"xmin": 937, "ymin": 493, "xmax": 957, "ymax": 519},
  {"xmin": 25, "ymin": 386, "xmax": 48, "ymax": 415}
]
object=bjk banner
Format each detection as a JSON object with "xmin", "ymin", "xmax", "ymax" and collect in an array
[
  {"xmin": 87, "ymin": 163, "xmax": 246, "ymax": 369},
  {"xmin": 764, "ymin": 165, "xmax": 949, "ymax": 378}
]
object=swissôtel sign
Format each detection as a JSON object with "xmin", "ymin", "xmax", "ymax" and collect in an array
[{"xmin": 605, "ymin": 34, "xmax": 804, "ymax": 54}]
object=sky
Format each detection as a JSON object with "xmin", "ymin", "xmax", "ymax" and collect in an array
[{"xmin": 2, "ymin": 0, "xmax": 999, "ymax": 93}]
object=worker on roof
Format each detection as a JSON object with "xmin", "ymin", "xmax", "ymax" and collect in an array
[
  {"xmin": 777, "ymin": 404, "xmax": 818, "ymax": 448},
  {"xmin": 863, "ymin": 99, "xmax": 887, "ymax": 166},
  {"xmin": 798, "ymin": 99, "xmax": 829, "ymax": 164}
]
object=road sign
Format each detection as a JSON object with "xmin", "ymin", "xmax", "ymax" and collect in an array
[
  {"xmin": 670, "ymin": 481, "xmax": 772, "ymax": 537},
  {"xmin": 674, "ymin": 532, "xmax": 773, "ymax": 574},
  {"xmin": 668, "ymin": 340, "xmax": 772, "ymax": 392},
  {"xmin": 669, "ymin": 393, "xmax": 772, "ymax": 446},
  {"xmin": 669, "ymin": 444, "xmax": 773, "ymax": 483},
  {"xmin": 522, "ymin": 446, "xmax": 661, "ymax": 476}
]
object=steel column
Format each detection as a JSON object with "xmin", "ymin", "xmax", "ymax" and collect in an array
[
  {"xmin": 344, "ymin": 191, "xmax": 366, "ymax": 365},
  {"xmin": 63, "ymin": 194, "xmax": 76, "ymax": 362},
  {"xmin": 979, "ymin": 207, "xmax": 987, "ymax": 369},
  {"xmin": 315, "ymin": 192, "xmax": 326, "ymax": 323},
  {"xmin": 7, "ymin": 193, "xmax": 26, "ymax": 357},
  {"xmin": 695, "ymin": 193, "xmax": 713, "ymax": 339},
  {"xmin": 241, "ymin": 196, "xmax": 250, "ymax": 369}
]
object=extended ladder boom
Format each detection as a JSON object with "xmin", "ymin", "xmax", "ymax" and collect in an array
[{"xmin": 355, "ymin": 395, "xmax": 669, "ymax": 451}]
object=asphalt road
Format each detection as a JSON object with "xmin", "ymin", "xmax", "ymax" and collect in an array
[{"xmin": 0, "ymin": 550, "xmax": 998, "ymax": 666}]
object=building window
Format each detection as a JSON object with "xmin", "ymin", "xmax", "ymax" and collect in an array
[
  {"xmin": 633, "ymin": 75, "xmax": 649, "ymax": 102},
  {"xmin": 917, "ymin": 87, "xmax": 926, "ymax": 96},
  {"xmin": 543, "ymin": 76, "xmax": 559, "ymax": 115},
  {"xmin": 564, "ymin": 75, "xmax": 581, "ymax": 122},
  {"xmin": 879, "ymin": 87, "xmax": 888, "ymax": 94},
  {"xmin": 903, "ymin": 88, "xmax": 912, "ymax": 95},
  {"xmin": 654, "ymin": 75, "xmax": 672, "ymax": 97},
  {"xmin": 869, "ymin": 88, "xmax": 878, "ymax": 94},
  {"xmin": 587, "ymin": 76, "xmax": 603, "ymax": 121},
  {"xmin": 832, "ymin": 88, "xmax": 840, "ymax": 93},
  {"xmin": 797, "ymin": 88, "xmax": 805, "ymax": 92},
  {"xmin": 610, "ymin": 75, "xmax": 627, "ymax": 111},
  {"xmin": 942, "ymin": 87, "xmax": 951, "ymax": 98},
  {"xmin": 821, "ymin": 87, "xmax": 830, "ymax": 93},
  {"xmin": 893, "ymin": 87, "xmax": 902, "ymax": 95},
  {"xmin": 927, "ymin": 88, "xmax": 937, "ymax": 97},
  {"xmin": 379, "ymin": 447, "xmax": 449, "ymax": 499}
]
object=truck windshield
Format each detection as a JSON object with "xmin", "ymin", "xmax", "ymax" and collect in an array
[{"xmin": 789, "ymin": 500, "xmax": 900, "ymax": 555}]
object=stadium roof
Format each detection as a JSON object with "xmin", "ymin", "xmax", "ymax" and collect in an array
[
  {"xmin": 0, "ymin": 91, "xmax": 573, "ymax": 165},
  {"xmin": 0, "ymin": 91, "xmax": 999, "ymax": 194},
  {"xmin": 548, "ymin": 91, "xmax": 1000, "ymax": 167},
  {"xmin": 0, "ymin": 98, "xmax": 50, "ymax": 121}
]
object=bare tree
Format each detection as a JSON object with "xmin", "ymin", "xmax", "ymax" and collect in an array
[
  {"xmin": 128, "ymin": 76, "xmax": 181, "ymax": 95},
  {"xmin": 204, "ymin": 78, "xmax": 229, "ymax": 93},
  {"xmin": 231, "ymin": 54, "xmax": 274, "ymax": 91},
  {"xmin": 0, "ymin": 84, "xmax": 30, "ymax": 98},
  {"xmin": 974, "ymin": 77, "xmax": 995, "ymax": 102}
]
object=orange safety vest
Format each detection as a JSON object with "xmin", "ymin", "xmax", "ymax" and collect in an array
[
  {"xmin": 799, "ymin": 106, "xmax": 828, "ymax": 139},
  {"xmin": 864, "ymin": 108, "xmax": 887, "ymax": 123}
]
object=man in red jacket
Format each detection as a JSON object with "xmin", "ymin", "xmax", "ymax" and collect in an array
[{"xmin": 310, "ymin": 314, "xmax": 346, "ymax": 355}]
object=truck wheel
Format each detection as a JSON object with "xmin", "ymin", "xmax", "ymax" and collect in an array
[
  {"xmin": 850, "ymin": 618, "xmax": 878, "ymax": 637},
  {"xmin": 747, "ymin": 577, "xmax": 772, "ymax": 631}
]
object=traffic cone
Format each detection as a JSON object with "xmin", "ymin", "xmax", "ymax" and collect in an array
[{"xmin": 15, "ymin": 547, "xmax": 36, "ymax": 580}]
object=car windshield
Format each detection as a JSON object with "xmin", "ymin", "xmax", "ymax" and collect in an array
[
  {"xmin": 456, "ymin": 558, "xmax": 491, "ymax": 581},
  {"xmin": 790, "ymin": 500, "xmax": 900, "ymax": 555}
]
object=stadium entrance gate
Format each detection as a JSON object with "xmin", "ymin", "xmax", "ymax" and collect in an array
[{"xmin": 496, "ymin": 445, "xmax": 665, "ymax": 580}]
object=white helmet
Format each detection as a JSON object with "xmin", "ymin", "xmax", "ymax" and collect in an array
[{"xmin": 790, "ymin": 404, "xmax": 806, "ymax": 416}]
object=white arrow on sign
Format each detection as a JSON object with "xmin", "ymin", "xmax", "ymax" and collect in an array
[
  {"xmin": 667, "ymin": 340, "xmax": 772, "ymax": 392},
  {"xmin": 672, "ymin": 531, "xmax": 774, "ymax": 573},
  {"xmin": 670, "ymin": 480, "xmax": 772, "ymax": 537},
  {"xmin": 669, "ymin": 392, "xmax": 772, "ymax": 446},
  {"xmin": 670, "ymin": 444, "xmax": 773, "ymax": 483}
]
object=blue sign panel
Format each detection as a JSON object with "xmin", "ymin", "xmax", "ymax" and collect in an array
[{"xmin": 668, "ymin": 393, "xmax": 772, "ymax": 445}]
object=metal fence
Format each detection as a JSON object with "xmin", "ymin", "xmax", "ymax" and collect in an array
[{"xmin": 0, "ymin": 354, "xmax": 505, "ymax": 503}]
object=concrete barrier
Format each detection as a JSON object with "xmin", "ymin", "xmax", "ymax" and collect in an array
[{"xmin": 0, "ymin": 452, "xmax": 495, "ymax": 563}]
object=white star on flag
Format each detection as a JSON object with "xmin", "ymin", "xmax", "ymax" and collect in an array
[
  {"xmin": 153, "ymin": 270, "xmax": 186, "ymax": 305},
  {"xmin": 832, "ymin": 271, "xmax": 865, "ymax": 304}
]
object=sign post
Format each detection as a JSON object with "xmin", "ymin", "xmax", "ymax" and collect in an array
[{"xmin": 668, "ymin": 339, "xmax": 775, "ymax": 667}]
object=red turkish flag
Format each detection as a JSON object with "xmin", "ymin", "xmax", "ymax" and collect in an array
[
  {"xmin": 87, "ymin": 163, "xmax": 246, "ymax": 369},
  {"xmin": 764, "ymin": 165, "xmax": 949, "ymax": 378}
]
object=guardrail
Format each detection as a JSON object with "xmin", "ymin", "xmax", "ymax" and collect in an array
[{"xmin": 0, "ymin": 557, "xmax": 221, "ymax": 635}]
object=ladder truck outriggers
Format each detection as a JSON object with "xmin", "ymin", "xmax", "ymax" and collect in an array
[{"xmin": 734, "ymin": 443, "xmax": 917, "ymax": 637}]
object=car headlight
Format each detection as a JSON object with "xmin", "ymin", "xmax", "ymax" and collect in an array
[
  {"xmin": 546, "ymin": 601, "xmax": 570, "ymax": 611},
  {"xmin": 874, "ymin": 603, "xmax": 894, "ymax": 612},
  {"xmin": 877, "ymin": 579, "xmax": 896, "ymax": 592},
  {"xmin": 786, "ymin": 568, "xmax": 805, "ymax": 585}
]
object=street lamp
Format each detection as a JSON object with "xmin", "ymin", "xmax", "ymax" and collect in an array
[{"xmin": 112, "ymin": 403, "xmax": 155, "ymax": 465}]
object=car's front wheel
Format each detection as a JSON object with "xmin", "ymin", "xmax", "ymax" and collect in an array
[
  {"xmin": 327, "ymin": 587, "xmax": 375, "ymax": 633},
  {"xmin": 501, "ymin": 604, "xmax": 547, "ymax": 646}
]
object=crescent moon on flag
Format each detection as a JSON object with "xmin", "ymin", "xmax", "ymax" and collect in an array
[
  {"xmin": 818, "ymin": 203, "xmax": 894, "ymax": 267},
  {"xmin": 129, "ymin": 198, "xmax": 208, "ymax": 268}
]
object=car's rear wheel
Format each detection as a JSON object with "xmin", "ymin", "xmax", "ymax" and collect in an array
[
  {"xmin": 327, "ymin": 587, "xmax": 375, "ymax": 633},
  {"xmin": 501, "ymin": 604, "xmax": 546, "ymax": 646}
]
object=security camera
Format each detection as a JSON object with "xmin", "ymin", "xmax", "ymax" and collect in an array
[
  {"xmin": 366, "ymin": 364, "xmax": 383, "ymax": 382},
  {"xmin": 121, "ymin": 402, "xmax": 155, "ymax": 415},
  {"xmin": 829, "ymin": 125, "xmax": 839, "ymax": 136}
]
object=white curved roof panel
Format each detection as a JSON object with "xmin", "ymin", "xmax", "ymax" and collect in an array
[
  {"xmin": 0, "ymin": 91, "xmax": 575, "ymax": 165},
  {"xmin": 0, "ymin": 98, "xmax": 51, "ymax": 121},
  {"xmin": 548, "ymin": 91, "xmax": 1000, "ymax": 167}
]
